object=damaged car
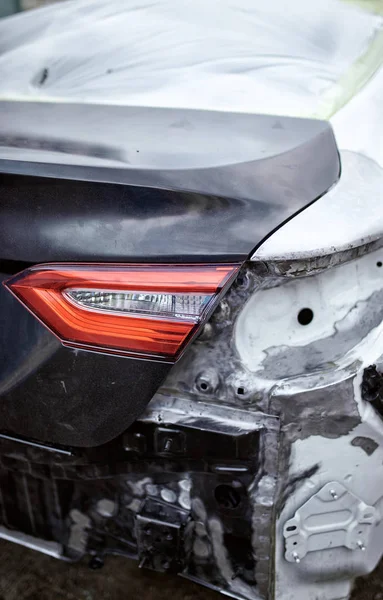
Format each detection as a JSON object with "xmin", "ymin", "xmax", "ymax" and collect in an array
[{"xmin": 0, "ymin": 1, "xmax": 383, "ymax": 599}]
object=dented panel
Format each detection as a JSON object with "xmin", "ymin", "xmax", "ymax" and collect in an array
[{"xmin": 0, "ymin": 208, "xmax": 383, "ymax": 600}]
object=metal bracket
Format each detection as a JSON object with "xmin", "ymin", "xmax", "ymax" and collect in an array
[
  {"xmin": 136, "ymin": 497, "xmax": 190, "ymax": 573},
  {"xmin": 283, "ymin": 481, "xmax": 377, "ymax": 563}
]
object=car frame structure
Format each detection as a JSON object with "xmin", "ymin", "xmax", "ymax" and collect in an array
[{"xmin": 0, "ymin": 1, "xmax": 383, "ymax": 599}]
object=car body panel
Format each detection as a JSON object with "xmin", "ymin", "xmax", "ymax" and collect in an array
[
  {"xmin": 1, "ymin": 1, "xmax": 383, "ymax": 599},
  {"xmin": 0, "ymin": 103, "xmax": 339, "ymax": 264}
]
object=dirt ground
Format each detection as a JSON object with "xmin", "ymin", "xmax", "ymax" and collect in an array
[{"xmin": 0, "ymin": 539, "xmax": 381, "ymax": 600}]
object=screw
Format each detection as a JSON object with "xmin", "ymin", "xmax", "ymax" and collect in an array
[
  {"xmin": 330, "ymin": 489, "xmax": 338, "ymax": 500},
  {"xmin": 357, "ymin": 541, "xmax": 366, "ymax": 551},
  {"xmin": 292, "ymin": 552, "xmax": 300, "ymax": 564}
]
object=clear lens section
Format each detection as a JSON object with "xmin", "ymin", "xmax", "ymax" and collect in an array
[{"xmin": 66, "ymin": 289, "xmax": 212, "ymax": 322}]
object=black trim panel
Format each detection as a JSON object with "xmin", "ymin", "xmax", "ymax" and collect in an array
[{"xmin": 0, "ymin": 275, "xmax": 168, "ymax": 447}]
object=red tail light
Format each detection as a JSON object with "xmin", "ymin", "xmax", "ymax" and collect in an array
[{"xmin": 4, "ymin": 264, "xmax": 239, "ymax": 360}]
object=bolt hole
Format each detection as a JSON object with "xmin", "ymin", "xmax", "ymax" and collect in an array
[
  {"xmin": 214, "ymin": 484, "xmax": 241, "ymax": 509},
  {"xmin": 237, "ymin": 387, "xmax": 245, "ymax": 396},
  {"xmin": 286, "ymin": 525, "xmax": 297, "ymax": 532},
  {"xmin": 199, "ymin": 381, "xmax": 208, "ymax": 391},
  {"xmin": 377, "ymin": 261, "xmax": 382, "ymax": 268},
  {"xmin": 236, "ymin": 273, "xmax": 249, "ymax": 289},
  {"xmin": 297, "ymin": 308, "xmax": 314, "ymax": 326},
  {"xmin": 293, "ymin": 542, "xmax": 297, "ymax": 546}
]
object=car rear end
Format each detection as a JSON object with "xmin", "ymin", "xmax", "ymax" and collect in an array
[{"xmin": 1, "ymin": 2, "xmax": 383, "ymax": 600}]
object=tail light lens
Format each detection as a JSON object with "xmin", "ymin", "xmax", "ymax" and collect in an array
[{"xmin": 4, "ymin": 264, "xmax": 238, "ymax": 360}]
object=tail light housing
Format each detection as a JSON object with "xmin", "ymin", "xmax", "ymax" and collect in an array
[{"xmin": 4, "ymin": 263, "xmax": 239, "ymax": 361}]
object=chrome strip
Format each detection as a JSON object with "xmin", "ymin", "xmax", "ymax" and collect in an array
[{"xmin": 0, "ymin": 525, "xmax": 63, "ymax": 558}]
